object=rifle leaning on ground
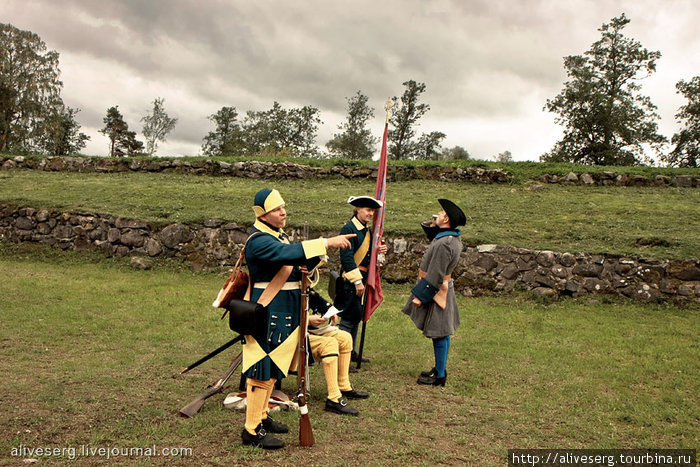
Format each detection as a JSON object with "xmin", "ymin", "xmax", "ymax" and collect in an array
[
  {"xmin": 296, "ymin": 272, "xmax": 315, "ymax": 446},
  {"xmin": 175, "ymin": 335, "xmax": 243, "ymax": 377},
  {"xmin": 179, "ymin": 351, "xmax": 243, "ymax": 418}
]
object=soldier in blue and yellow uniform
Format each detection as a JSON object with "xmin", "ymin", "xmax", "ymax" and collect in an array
[
  {"xmin": 241, "ymin": 188, "xmax": 355, "ymax": 449},
  {"xmin": 334, "ymin": 196, "xmax": 387, "ymax": 363},
  {"xmin": 307, "ymin": 289, "xmax": 369, "ymax": 416}
]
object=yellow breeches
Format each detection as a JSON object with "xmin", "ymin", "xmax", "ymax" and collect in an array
[{"xmin": 309, "ymin": 330, "xmax": 353, "ymax": 402}]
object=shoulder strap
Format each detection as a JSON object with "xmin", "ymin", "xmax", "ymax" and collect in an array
[
  {"xmin": 227, "ymin": 231, "xmax": 263, "ymax": 273},
  {"xmin": 255, "ymin": 266, "xmax": 294, "ymax": 307},
  {"xmin": 239, "ymin": 231, "xmax": 262, "ymax": 260},
  {"xmin": 212, "ymin": 231, "xmax": 263, "ymax": 309},
  {"xmin": 353, "ymin": 231, "xmax": 371, "ymax": 265},
  {"xmin": 242, "ymin": 231, "xmax": 295, "ymax": 306}
]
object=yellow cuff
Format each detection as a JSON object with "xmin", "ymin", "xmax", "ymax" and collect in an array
[
  {"xmin": 301, "ymin": 238, "xmax": 327, "ymax": 258},
  {"xmin": 342, "ymin": 268, "xmax": 363, "ymax": 283}
]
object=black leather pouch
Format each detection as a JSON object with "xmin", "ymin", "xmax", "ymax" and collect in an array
[
  {"xmin": 225, "ymin": 299, "xmax": 266, "ymax": 335},
  {"xmin": 328, "ymin": 270, "xmax": 345, "ymax": 302}
]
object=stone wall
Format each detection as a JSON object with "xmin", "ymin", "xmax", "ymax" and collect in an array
[
  {"xmin": 2, "ymin": 205, "xmax": 698, "ymax": 303},
  {"xmin": 4, "ymin": 154, "xmax": 699, "ymax": 186},
  {"xmin": 385, "ymin": 241, "xmax": 700, "ymax": 303},
  {"xmin": 538, "ymin": 171, "xmax": 699, "ymax": 188},
  {"xmin": 0, "ymin": 155, "xmax": 512, "ymax": 184}
]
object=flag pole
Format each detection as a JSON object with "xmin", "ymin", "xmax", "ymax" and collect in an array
[
  {"xmin": 356, "ymin": 98, "xmax": 391, "ymax": 370},
  {"xmin": 356, "ymin": 292, "xmax": 368, "ymax": 370}
]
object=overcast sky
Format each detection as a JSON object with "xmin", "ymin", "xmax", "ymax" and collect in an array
[{"xmin": 3, "ymin": 0, "xmax": 699, "ymax": 161}]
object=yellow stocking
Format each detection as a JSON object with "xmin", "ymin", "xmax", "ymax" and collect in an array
[
  {"xmin": 261, "ymin": 379, "xmax": 276, "ymax": 422},
  {"xmin": 321, "ymin": 356, "xmax": 342, "ymax": 402},
  {"xmin": 244, "ymin": 378, "xmax": 276, "ymax": 434},
  {"xmin": 337, "ymin": 331, "xmax": 353, "ymax": 392}
]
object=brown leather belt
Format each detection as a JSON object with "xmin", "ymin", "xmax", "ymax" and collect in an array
[
  {"xmin": 358, "ymin": 265, "xmax": 368, "ymax": 272},
  {"xmin": 418, "ymin": 270, "xmax": 452, "ymax": 309}
]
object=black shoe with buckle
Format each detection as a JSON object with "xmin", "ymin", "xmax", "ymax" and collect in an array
[
  {"xmin": 261, "ymin": 415, "xmax": 289, "ymax": 433},
  {"xmin": 420, "ymin": 368, "xmax": 437, "ymax": 378},
  {"xmin": 341, "ymin": 388, "xmax": 370, "ymax": 400},
  {"xmin": 325, "ymin": 396, "xmax": 359, "ymax": 416},
  {"xmin": 417, "ymin": 370, "xmax": 447, "ymax": 387},
  {"xmin": 241, "ymin": 423, "xmax": 285, "ymax": 449}
]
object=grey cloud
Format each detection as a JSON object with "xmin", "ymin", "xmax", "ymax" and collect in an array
[{"xmin": 4, "ymin": 0, "xmax": 699, "ymax": 160}]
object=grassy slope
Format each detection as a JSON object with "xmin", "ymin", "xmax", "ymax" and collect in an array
[
  {"xmin": 1, "ymin": 170, "xmax": 698, "ymax": 259},
  {"xmin": 0, "ymin": 243, "xmax": 697, "ymax": 465}
]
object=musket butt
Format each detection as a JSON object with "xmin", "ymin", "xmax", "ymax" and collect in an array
[{"xmin": 299, "ymin": 414, "xmax": 315, "ymax": 447}]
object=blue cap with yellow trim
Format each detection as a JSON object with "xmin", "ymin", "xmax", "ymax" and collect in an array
[{"xmin": 253, "ymin": 188, "xmax": 285, "ymax": 217}]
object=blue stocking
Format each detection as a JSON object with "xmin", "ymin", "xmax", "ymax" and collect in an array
[{"xmin": 432, "ymin": 336, "xmax": 450, "ymax": 378}]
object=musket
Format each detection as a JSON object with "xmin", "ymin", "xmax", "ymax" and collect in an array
[
  {"xmin": 296, "ymin": 272, "xmax": 315, "ymax": 446},
  {"xmin": 175, "ymin": 334, "xmax": 243, "ymax": 377},
  {"xmin": 178, "ymin": 352, "xmax": 243, "ymax": 418}
]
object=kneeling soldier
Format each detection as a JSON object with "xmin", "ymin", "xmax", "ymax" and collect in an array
[{"xmin": 308, "ymin": 290, "xmax": 369, "ymax": 416}]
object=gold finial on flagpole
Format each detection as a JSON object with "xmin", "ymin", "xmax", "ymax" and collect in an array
[{"xmin": 384, "ymin": 98, "xmax": 392, "ymax": 124}]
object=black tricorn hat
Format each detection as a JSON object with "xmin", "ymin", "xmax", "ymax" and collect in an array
[
  {"xmin": 438, "ymin": 199, "xmax": 466, "ymax": 227},
  {"xmin": 347, "ymin": 196, "xmax": 383, "ymax": 209}
]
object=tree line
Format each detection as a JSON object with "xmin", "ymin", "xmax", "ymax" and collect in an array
[{"xmin": 1, "ymin": 17, "xmax": 698, "ymax": 166}]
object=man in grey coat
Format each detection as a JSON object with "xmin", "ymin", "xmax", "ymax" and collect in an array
[{"xmin": 402, "ymin": 198, "xmax": 466, "ymax": 386}]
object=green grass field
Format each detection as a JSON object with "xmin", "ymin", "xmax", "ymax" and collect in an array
[
  {"xmin": 1, "ymin": 170, "xmax": 699, "ymax": 259},
  {"xmin": 1, "ymin": 243, "xmax": 697, "ymax": 465},
  {"xmin": 1, "ymin": 160, "xmax": 698, "ymax": 464}
]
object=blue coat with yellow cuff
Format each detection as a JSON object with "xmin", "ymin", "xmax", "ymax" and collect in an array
[
  {"xmin": 242, "ymin": 220, "xmax": 326, "ymax": 381},
  {"xmin": 334, "ymin": 216, "xmax": 372, "ymax": 323}
]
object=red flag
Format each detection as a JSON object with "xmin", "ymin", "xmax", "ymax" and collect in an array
[{"xmin": 363, "ymin": 121, "xmax": 388, "ymax": 322}]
